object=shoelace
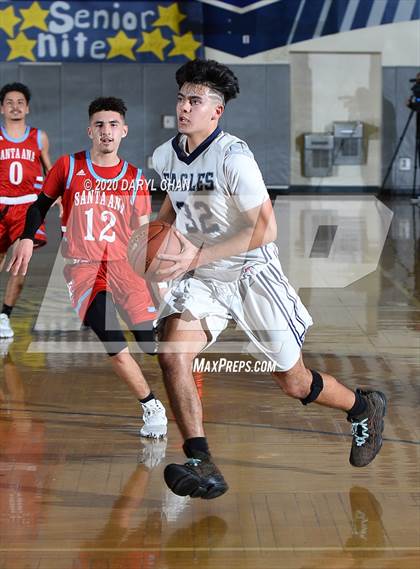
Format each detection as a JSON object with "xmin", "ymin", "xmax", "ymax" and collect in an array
[
  {"xmin": 351, "ymin": 418, "xmax": 370, "ymax": 446},
  {"xmin": 186, "ymin": 458, "xmax": 202, "ymax": 467},
  {"xmin": 143, "ymin": 400, "xmax": 162, "ymax": 413}
]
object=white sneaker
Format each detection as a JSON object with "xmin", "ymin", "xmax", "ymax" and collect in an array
[
  {"xmin": 0, "ymin": 314, "xmax": 14, "ymax": 338},
  {"xmin": 140, "ymin": 398, "xmax": 167, "ymax": 439},
  {"xmin": 138, "ymin": 438, "xmax": 167, "ymax": 469},
  {"xmin": 0, "ymin": 338, "xmax": 13, "ymax": 357}
]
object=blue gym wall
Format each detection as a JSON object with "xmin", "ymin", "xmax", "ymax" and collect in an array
[{"xmin": 0, "ymin": 1, "xmax": 418, "ymax": 192}]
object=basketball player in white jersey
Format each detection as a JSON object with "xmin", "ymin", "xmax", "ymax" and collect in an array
[{"xmin": 152, "ymin": 59, "xmax": 387, "ymax": 499}]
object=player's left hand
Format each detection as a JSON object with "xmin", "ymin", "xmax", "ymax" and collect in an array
[{"xmin": 155, "ymin": 231, "xmax": 200, "ymax": 281}]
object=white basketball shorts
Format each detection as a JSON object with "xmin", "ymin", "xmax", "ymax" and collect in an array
[{"xmin": 156, "ymin": 257, "xmax": 313, "ymax": 371}]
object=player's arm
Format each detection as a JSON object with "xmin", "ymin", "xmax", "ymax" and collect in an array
[
  {"xmin": 151, "ymin": 148, "xmax": 176, "ymax": 225},
  {"xmin": 39, "ymin": 130, "xmax": 64, "ymax": 216},
  {"xmin": 156, "ymin": 199, "xmax": 275, "ymax": 281},
  {"xmin": 40, "ymin": 131, "xmax": 52, "ymax": 173},
  {"xmin": 200, "ymin": 197, "xmax": 276, "ymax": 262},
  {"xmin": 148, "ymin": 177, "xmax": 175, "ymax": 295},
  {"xmin": 155, "ymin": 194, "xmax": 176, "ymax": 225},
  {"xmin": 7, "ymin": 157, "xmax": 66, "ymax": 276},
  {"xmin": 6, "ymin": 193, "xmax": 55, "ymax": 276}
]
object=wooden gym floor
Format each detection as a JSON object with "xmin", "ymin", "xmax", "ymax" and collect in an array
[{"xmin": 0, "ymin": 196, "xmax": 418, "ymax": 569}]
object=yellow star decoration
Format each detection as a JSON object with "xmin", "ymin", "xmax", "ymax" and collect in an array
[
  {"xmin": 106, "ymin": 30, "xmax": 137, "ymax": 61},
  {"xmin": 137, "ymin": 29, "xmax": 170, "ymax": 61},
  {"xmin": 168, "ymin": 32, "xmax": 201, "ymax": 60},
  {"xmin": 19, "ymin": 1, "xmax": 49, "ymax": 32},
  {"xmin": 0, "ymin": 5, "xmax": 21, "ymax": 37},
  {"xmin": 7, "ymin": 32, "xmax": 36, "ymax": 61},
  {"xmin": 153, "ymin": 3, "xmax": 186, "ymax": 35}
]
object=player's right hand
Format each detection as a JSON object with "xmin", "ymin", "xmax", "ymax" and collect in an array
[
  {"xmin": 6, "ymin": 239, "xmax": 34, "ymax": 276},
  {"xmin": 53, "ymin": 196, "xmax": 63, "ymax": 218}
]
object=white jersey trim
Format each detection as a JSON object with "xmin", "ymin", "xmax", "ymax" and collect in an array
[{"xmin": 0, "ymin": 193, "xmax": 37, "ymax": 205}]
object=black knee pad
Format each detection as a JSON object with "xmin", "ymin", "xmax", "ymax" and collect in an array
[{"xmin": 300, "ymin": 370, "xmax": 323, "ymax": 405}]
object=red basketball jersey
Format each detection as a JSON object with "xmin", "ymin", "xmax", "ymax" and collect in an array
[
  {"xmin": 0, "ymin": 126, "xmax": 44, "ymax": 202},
  {"xmin": 45, "ymin": 151, "xmax": 151, "ymax": 261}
]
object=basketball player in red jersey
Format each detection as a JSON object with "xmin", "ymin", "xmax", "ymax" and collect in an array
[
  {"xmin": 8, "ymin": 97, "xmax": 167, "ymax": 438},
  {"xmin": 0, "ymin": 83, "xmax": 52, "ymax": 340}
]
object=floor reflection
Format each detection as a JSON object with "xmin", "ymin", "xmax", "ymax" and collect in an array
[
  {"xmin": 77, "ymin": 439, "xmax": 167, "ymax": 569},
  {"xmin": 0, "ymin": 351, "xmax": 49, "ymax": 568},
  {"xmin": 300, "ymin": 486, "xmax": 386, "ymax": 569}
]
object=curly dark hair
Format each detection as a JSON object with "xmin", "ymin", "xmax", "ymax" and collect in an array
[
  {"xmin": 176, "ymin": 59, "xmax": 239, "ymax": 104},
  {"xmin": 0, "ymin": 82, "xmax": 31, "ymax": 104},
  {"xmin": 88, "ymin": 97, "xmax": 127, "ymax": 119}
]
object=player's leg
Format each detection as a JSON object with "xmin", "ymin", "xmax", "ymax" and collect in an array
[
  {"xmin": 158, "ymin": 313, "xmax": 229, "ymax": 499},
  {"xmin": 273, "ymin": 357, "xmax": 387, "ymax": 467},
  {"xmin": 273, "ymin": 355, "xmax": 356, "ymax": 409},
  {"xmin": 131, "ymin": 320, "xmax": 155, "ymax": 354},
  {"xmin": 158, "ymin": 314, "xmax": 207, "ymax": 439},
  {"xmin": 83, "ymin": 290, "xmax": 167, "ymax": 439},
  {"xmin": 110, "ymin": 258, "xmax": 157, "ymax": 356},
  {"xmin": 107, "ymin": 258, "xmax": 167, "ymax": 436},
  {"xmin": 84, "ymin": 291, "xmax": 150, "ymax": 398},
  {"xmin": 0, "ymin": 204, "xmax": 47, "ymax": 338},
  {"xmin": 65, "ymin": 262, "xmax": 152, "ymax": 398},
  {"xmin": 237, "ymin": 259, "xmax": 386, "ymax": 467},
  {"xmin": 129, "ymin": 321, "xmax": 170, "ymax": 437},
  {"xmin": 1, "ymin": 242, "xmax": 29, "ymax": 337},
  {"xmin": 3, "ymin": 273, "xmax": 25, "ymax": 307},
  {"xmin": 0, "ymin": 232, "xmax": 17, "ymax": 339},
  {"xmin": 64, "ymin": 260, "xmax": 167, "ymax": 438},
  {"xmin": 108, "ymin": 346, "xmax": 166, "ymax": 439}
]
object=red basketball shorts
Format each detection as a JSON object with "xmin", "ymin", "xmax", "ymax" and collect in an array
[
  {"xmin": 63, "ymin": 258, "xmax": 156, "ymax": 325},
  {"xmin": 0, "ymin": 203, "xmax": 46, "ymax": 253}
]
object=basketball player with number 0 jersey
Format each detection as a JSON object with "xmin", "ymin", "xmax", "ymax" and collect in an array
[
  {"xmin": 9, "ymin": 97, "xmax": 167, "ymax": 439},
  {"xmin": 0, "ymin": 83, "xmax": 52, "ymax": 340}
]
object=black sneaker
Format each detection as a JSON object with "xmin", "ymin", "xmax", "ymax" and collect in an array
[
  {"xmin": 348, "ymin": 389, "xmax": 387, "ymax": 467},
  {"xmin": 164, "ymin": 451, "xmax": 228, "ymax": 500}
]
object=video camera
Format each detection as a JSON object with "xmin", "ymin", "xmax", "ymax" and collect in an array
[{"xmin": 408, "ymin": 76, "xmax": 420, "ymax": 111}]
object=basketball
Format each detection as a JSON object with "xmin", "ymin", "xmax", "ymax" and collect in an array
[{"xmin": 128, "ymin": 220, "xmax": 182, "ymax": 280}]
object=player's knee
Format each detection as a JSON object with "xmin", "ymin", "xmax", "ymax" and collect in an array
[
  {"xmin": 280, "ymin": 378, "xmax": 310, "ymax": 400},
  {"xmin": 276, "ymin": 369, "xmax": 324, "ymax": 404},
  {"xmin": 158, "ymin": 352, "xmax": 195, "ymax": 374},
  {"xmin": 274, "ymin": 367, "xmax": 313, "ymax": 400},
  {"xmin": 109, "ymin": 347, "xmax": 129, "ymax": 363},
  {"xmin": 131, "ymin": 327, "xmax": 156, "ymax": 356}
]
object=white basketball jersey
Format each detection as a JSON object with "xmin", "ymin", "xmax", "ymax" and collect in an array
[{"xmin": 153, "ymin": 128, "xmax": 277, "ymax": 280}]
